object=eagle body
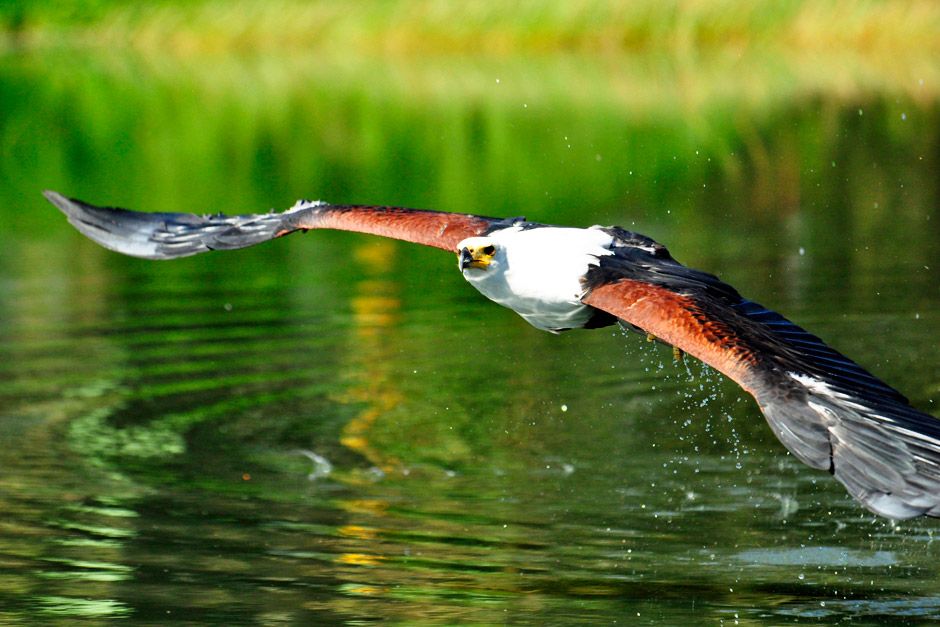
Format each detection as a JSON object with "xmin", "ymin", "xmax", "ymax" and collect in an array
[
  {"xmin": 43, "ymin": 190, "xmax": 940, "ymax": 520},
  {"xmin": 458, "ymin": 225, "xmax": 615, "ymax": 332}
]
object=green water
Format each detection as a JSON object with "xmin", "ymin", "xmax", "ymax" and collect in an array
[{"xmin": 1, "ymin": 47, "xmax": 940, "ymax": 624}]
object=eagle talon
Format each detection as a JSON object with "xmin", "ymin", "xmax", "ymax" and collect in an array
[
  {"xmin": 646, "ymin": 333, "xmax": 656, "ymax": 343},
  {"xmin": 673, "ymin": 346, "xmax": 685, "ymax": 361}
]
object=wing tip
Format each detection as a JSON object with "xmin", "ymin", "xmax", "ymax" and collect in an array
[
  {"xmin": 43, "ymin": 190, "xmax": 107, "ymax": 223},
  {"xmin": 43, "ymin": 189, "xmax": 74, "ymax": 214},
  {"xmin": 861, "ymin": 492, "xmax": 940, "ymax": 520},
  {"xmin": 43, "ymin": 190, "xmax": 171, "ymax": 259}
]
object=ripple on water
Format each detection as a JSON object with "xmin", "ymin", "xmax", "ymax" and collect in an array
[{"xmin": 2, "ymin": 238, "xmax": 939, "ymax": 623}]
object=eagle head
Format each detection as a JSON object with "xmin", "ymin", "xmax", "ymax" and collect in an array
[{"xmin": 457, "ymin": 238, "xmax": 498, "ymax": 271}]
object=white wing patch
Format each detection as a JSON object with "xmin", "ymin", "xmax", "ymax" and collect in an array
[
  {"xmin": 789, "ymin": 372, "xmax": 838, "ymax": 396},
  {"xmin": 790, "ymin": 372, "xmax": 885, "ymax": 422},
  {"xmin": 288, "ymin": 199, "xmax": 329, "ymax": 212}
]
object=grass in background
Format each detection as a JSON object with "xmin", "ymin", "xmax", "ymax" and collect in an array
[
  {"xmin": 1, "ymin": 0, "xmax": 938, "ymax": 276},
  {"xmin": 2, "ymin": 49, "xmax": 936, "ymax": 262},
  {"xmin": 2, "ymin": 1, "xmax": 937, "ymax": 115},
  {"xmin": 3, "ymin": 0, "xmax": 940, "ymax": 61}
]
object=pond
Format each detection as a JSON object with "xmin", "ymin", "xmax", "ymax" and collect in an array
[{"xmin": 1, "ymin": 46, "xmax": 940, "ymax": 623}]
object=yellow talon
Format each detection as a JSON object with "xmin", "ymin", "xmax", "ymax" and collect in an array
[
  {"xmin": 673, "ymin": 346, "xmax": 685, "ymax": 361},
  {"xmin": 646, "ymin": 333, "xmax": 656, "ymax": 343}
]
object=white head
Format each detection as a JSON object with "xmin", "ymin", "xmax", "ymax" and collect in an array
[{"xmin": 454, "ymin": 226, "xmax": 615, "ymax": 332}]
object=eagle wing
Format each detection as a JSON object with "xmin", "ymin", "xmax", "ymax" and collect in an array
[
  {"xmin": 44, "ymin": 191, "xmax": 506, "ymax": 259},
  {"xmin": 581, "ymin": 231, "xmax": 940, "ymax": 519}
]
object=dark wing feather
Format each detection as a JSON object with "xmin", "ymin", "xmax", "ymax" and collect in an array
[
  {"xmin": 582, "ymin": 232, "xmax": 940, "ymax": 519},
  {"xmin": 44, "ymin": 191, "xmax": 507, "ymax": 259}
]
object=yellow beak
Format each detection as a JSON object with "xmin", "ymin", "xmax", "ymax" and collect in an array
[{"xmin": 458, "ymin": 246, "xmax": 491, "ymax": 270}]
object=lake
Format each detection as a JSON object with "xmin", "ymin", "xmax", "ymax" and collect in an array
[{"xmin": 1, "ymin": 44, "xmax": 940, "ymax": 624}]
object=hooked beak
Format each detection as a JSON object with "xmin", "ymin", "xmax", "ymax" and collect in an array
[{"xmin": 458, "ymin": 247, "xmax": 489, "ymax": 271}]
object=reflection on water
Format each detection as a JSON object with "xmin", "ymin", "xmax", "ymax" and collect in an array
[
  {"xmin": 736, "ymin": 547, "xmax": 896, "ymax": 568},
  {"xmin": 2, "ymin": 243, "xmax": 938, "ymax": 622},
  {"xmin": 1, "ymin": 47, "xmax": 939, "ymax": 623}
]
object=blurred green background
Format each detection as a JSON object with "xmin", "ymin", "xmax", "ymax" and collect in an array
[{"xmin": 2, "ymin": 1, "xmax": 940, "ymax": 624}]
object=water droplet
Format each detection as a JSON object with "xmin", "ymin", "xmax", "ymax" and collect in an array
[{"xmin": 296, "ymin": 449, "xmax": 333, "ymax": 480}]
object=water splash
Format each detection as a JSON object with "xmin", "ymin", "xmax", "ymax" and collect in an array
[{"xmin": 295, "ymin": 449, "xmax": 333, "ymax": 481}]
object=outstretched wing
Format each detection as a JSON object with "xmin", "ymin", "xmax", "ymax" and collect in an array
[
  {"xmin": 581, "ymin": 231, "xmax": 940, "ymax": 519},
  {"xmin": 44, "ymin": 191, "xmax": 507, "ymax": 259}
]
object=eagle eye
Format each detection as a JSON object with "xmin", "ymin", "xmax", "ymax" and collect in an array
[{"xmin": 482, "ymin": 245, "xmax": 496, "ymax": 256}]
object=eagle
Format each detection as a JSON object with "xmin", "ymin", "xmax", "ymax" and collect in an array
[{"xmin": 44, "ymin": 190, "xmax": 940, "ymax": 520}]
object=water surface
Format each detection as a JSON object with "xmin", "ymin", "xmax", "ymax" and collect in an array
[{"xmin": 1, "ymin": 48, "xmax": 939, "ymax": 624}]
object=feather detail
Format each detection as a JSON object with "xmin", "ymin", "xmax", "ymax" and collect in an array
[{"xmin": 44, "ymin": 191, "xmax": 503, "ymax": 259}]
